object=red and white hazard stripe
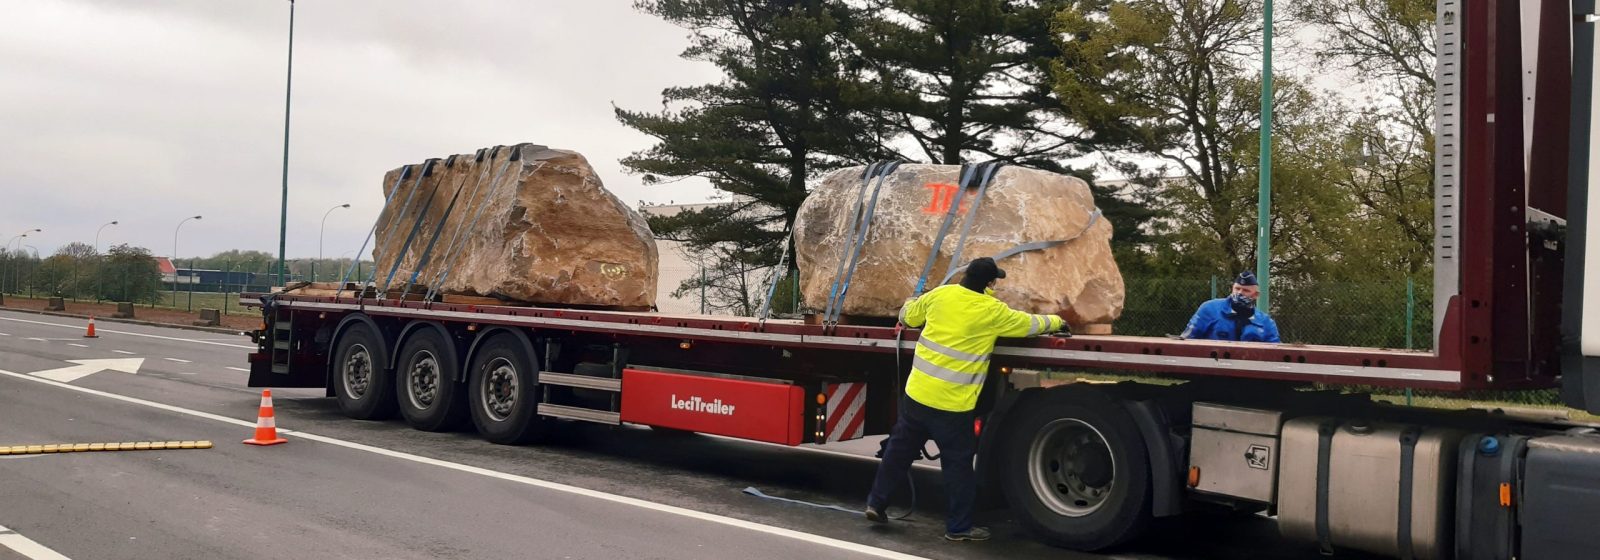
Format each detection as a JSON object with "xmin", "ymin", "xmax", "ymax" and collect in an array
[{"xmin": 823, "ymin": 382, "xmax": 867, "ymax": 442}]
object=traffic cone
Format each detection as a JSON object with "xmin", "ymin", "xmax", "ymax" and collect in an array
[
  {"xmin": 84, "ymin": 316, "xmax": 98, "ymax": 338},
  {"xmin": 242, "ymin": 389, "xmax": 288, "ymax": 446}
]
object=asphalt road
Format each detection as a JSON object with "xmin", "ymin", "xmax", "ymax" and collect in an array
[{"xmin": 0, "ymin": 308, "xmax": 1335, "ymax": 560}]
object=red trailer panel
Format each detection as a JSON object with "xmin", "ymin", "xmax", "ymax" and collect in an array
[{"xmin": 619, "ymin": 368, "xmax": 807, "ymax": 445}]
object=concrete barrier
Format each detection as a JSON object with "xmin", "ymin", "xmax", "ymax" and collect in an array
[
  {"xmin": 45, "ymin": 297, "xmax": 65, "ymax": 311},
  {"xmin": 194, "ymin": 308, "xmax": 221, "ymax": 327},
  {"xmin": 112, "ymin": 302, "xmax": 136, "ymax": 319}
]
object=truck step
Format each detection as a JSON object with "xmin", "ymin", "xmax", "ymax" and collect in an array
[
  {"xmin": 538, "ymin": 371, "xmax": 621, "ymax": 392},
  {"xmin": 271, "ymin": 364, "xmax": 289, "ymax": 374},
  {"xmin": 537, "ymin": 403, "xmax": 620, "ymax": 425},
  {"xmin": 273, "ymin": 340, "xmax": 290, "ymax": 350}
]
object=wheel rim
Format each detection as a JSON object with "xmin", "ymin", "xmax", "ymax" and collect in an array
[
  {"xmin": 1027, "ymin": 418, "xmax": 1116, "ymax": 517},
  {"xmin": 480, "ymin": 357, "xmax": 518, "ymax": 422},
  {"xmin": 342, "ymin": 343, "xmax": 372, "ymax": 399},
  {"xmin": 407, "ymin": 349, "xmax": 440, "ymax": 410}
]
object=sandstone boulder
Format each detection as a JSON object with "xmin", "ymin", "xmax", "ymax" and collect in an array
[
  {"xmin": 372, "ymin": 144, "xmax": 657, "ymax": 309},
  {"xmin": 793, "ymin": 164, "xmax": 1123, "ymax": 328}
]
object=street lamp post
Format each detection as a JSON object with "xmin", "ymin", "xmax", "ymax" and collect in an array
[
  {"xmin": 317, "ymin": 203, "xmax": 350, "ymax": 282},
  {"xmin": 276, "ymin": 0, "xmax": 296, "ymax": 288},
  {"xmin": 174, "ymin": 216, "xmax": 201, "ymax": 308},
  {"xmin": 5, "ymin": 228, "xmax": 40, "ymax": 295},
  {"xmin": 93, "ymin": 221, "xmax": 119, "ymax": 302},
  {"xmin": 24, "ymin": 245, "xmax": 38, "ymax": 298}
]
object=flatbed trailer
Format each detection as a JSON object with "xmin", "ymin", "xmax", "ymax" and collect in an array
[{"xmin": 245, "ymin": 1, "xmax": 1600, "ymax": 557}]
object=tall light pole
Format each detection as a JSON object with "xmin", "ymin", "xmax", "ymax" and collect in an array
[
  {"xmin": 276, "ymin": 0, "xmax": 296, "ymax": 287},
  {"xmin": 93, "ymin": 221, "xmax": 119, "ymax": 254},
  {"xmin": 174, "ymin": 216, "xmax": 201, "ymax": 306},
  {"xmin": 5, "ymin": 229, "xmax": 40, "ymax": 295},
  {"xmin": 1255, "ymin": 0, "xmax": 1275, "ymax": 311},
  {"xmin": 317, "ymin": 203, "xmax": 350, "ymax": 282}
]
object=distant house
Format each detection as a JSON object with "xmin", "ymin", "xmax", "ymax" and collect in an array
[{"xmin": 156, "ymin": 258, "xmax": 258, "ymax": 287}]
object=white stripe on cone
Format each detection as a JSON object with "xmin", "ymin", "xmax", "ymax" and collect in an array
[{"xmin": 258, "ymin": 416, "xmax": 275, "ymax": 428}]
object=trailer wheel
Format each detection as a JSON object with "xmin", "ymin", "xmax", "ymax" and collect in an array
[
  {"xmin": 396, "ymin": 328, "xmax": 467, "ymax": 432},
  {"xmin": 332, "ymin": 322, "xmax": 397, "ymax": 420},
  {"xmin": 466, "ymin": 333, "xmax": 550, "ymax": 444},
  {"xmin": 1000, "ymin": 388, "xmax": 1151, "ymax": 551}
]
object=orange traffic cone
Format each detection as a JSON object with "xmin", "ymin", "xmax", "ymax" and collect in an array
[
  {"xmin": 84, "ymin": 316, "xmax": 98, "ymax": 338},
  {"xmin": 242, "ymin": 389, "xmax": 288, "ymax": 446}
]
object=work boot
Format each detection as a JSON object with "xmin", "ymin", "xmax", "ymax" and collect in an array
[
  {"xmin": 943, "ymin": 527, "xmax": 991, "ymax": 542},
  {"xmin": 864, "ymin": 506, "xmax": 887, "ymax": 524}
]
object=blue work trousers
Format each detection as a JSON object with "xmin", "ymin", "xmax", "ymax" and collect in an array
[{"xmin": 866, "ymin": 396, "xmax": 978, "ymax": 534}]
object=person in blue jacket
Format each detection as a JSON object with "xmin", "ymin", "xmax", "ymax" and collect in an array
[{"xmin": 1180, "ymin": 271, "xmax": 1281, "ymax": 343}]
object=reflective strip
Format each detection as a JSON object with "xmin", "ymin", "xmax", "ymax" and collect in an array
[
  {"xmin": 1028, "ymin": 315, "xmax": 1043, "ymax": 335},
  {"xmin": 912, "ymin": 355, "xmax": 985, "ymax": 385},
  {"xmin": 259, "ymin": 416, "xmax": 276, "ymax": 428},
  {"xmin": 917, "ymin": 337, "xmax": 990, "ymax": 363}
]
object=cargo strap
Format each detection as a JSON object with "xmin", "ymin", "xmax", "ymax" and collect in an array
[
  {"xmin": 1397, "ymin": 427, "xmax": 1421, "ymax": 560},
  {"xmin": 380, "ymin": 159, "xmax": 453, "ymax": 296},
  {"xmin": 911, "ymin": 162, "xmax": 983, "ymax": 296},
  {"xmin": 400, "ymin": 155, "xmax": 482, "ymax": 300},
  {"xmin": 757, "ymin": 228, "xmax": 793, "ymax": 320},
  {"xmin": 940, "ymin": 208, "xmax": 1104, "ymax": 285},
  {"xmin": 939, "ymin": 162, "xmax": 1005, "ymax": 285},
  {"xmin": 1315, "ymin": 420, "xmax": 1339, "ymax": 555},
  {"xmin": 426, "ymin": 146, "xmax": 520, "ymax": 301},
  {"xmin": 339, "ymin": 162, "xmax": 421, "ymax": 298},
  {"xmin": 823, "ymin": 161, "xmax": 901, "ymax": 326}
]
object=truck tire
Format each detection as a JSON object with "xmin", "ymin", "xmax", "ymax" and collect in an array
[
  {"xmin": 466, "ymin": 333, "xmax": 551, "ymax": 444},
  {"xmin": 395, "ymin": 328, "xmax": 468, "ymax": 432},
  {"xmin": 1000, "ymin": 387, "xmax": 1152, "ymax": 551},
  {"xmin": 333, "ymin": 322, "xmax": 398, "ymax": 420}
]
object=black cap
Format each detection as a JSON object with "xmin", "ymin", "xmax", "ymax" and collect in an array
[{"xmin": 965, "ymin": 257, "xmax": 1006, "ymax": 285}]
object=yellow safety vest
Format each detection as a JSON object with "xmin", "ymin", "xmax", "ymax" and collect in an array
[{"xmin": 900, "ymin": 284, "xmax": 1064, "ymax": 412}]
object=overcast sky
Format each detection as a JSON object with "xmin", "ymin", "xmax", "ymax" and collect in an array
[{"xmin": 1, "ymin": 0, "xmax": 723, "ymax": 260}]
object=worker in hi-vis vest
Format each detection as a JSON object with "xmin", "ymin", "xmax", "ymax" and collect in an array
[{"xmin": 865, "ymin": 257, "xmax": 1065, "ymax": 542}]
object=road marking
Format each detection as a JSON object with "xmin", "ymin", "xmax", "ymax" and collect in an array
[
  {"xmin": 26, "ymin": 338, "xmax": 47, "ymax": 342},
  {"xmin": 0, "ymin": 523, "xmax": 72, "ymax": 560},
  {"xmin": 177, "ymin": 372, "xmax": 198, "ymax": 375},
  {"xmin": 112, "ymin": 350, "xmax": 135, "ymax": 355},
  {"xmin": 0, "ymin": 369, "xmax": 931, "ymax": 560},
  {"xmin": 0, "ymin": 332, "xmax": 9, "ymax": 336},
  {"xmin": 163, "ymin": 358, "xmax": 192, "ymax": 363},
  {"xmin": 0, "ymin": 316, "xmax": 253, "ymax": 349},
  {"xmin": 226, "ymin": 367, "xmax": 249, "ymax": 372},
  {"xmin": 66, "ymin": 343, "xmax": 87, "ymax": 348}
]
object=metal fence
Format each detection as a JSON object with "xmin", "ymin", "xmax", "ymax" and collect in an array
[{"xmin": 1119, "ymin": 276, "xmax": 1433, "ymax": 350}]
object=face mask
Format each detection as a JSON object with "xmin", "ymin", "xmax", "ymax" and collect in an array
[{"xmin": 1228, "ymin": 292, "xmax": 1256, "ymax": 314}]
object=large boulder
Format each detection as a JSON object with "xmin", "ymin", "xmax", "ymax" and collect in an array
[
  {"xmin": 793, "ymin": 164, "xmax": 1123, "ymax": 328},
  {"xmin": 372, "ymin": 143, "xmax": 658, "ymax": 309}
]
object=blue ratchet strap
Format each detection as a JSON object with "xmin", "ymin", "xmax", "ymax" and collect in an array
[
  {"xmin": 380, "ymin": 159, "xmax": 451, "ymax": 297},
  {"xmin": 938, "ymin": 162, "xmax": 1005, "ymax": 285},
  {"xmin": 426, "ymin": 145, "xmax": 521, "ymax": 301},
  {"xmin": 348, "ymin": 159, "xmax": 435, "ymax": 299},
  {"xmin": 827, "ymin": 161, "xmax": 902, "ymax": 325},
  {"xmin": 940, "ymin": 208, "xmax": 1104, "ymax": 284},
  {"xmin": 421, "ymin": 147, "xmax": 493, "ymax": 299},
  {"xmin": 399, "ymin": 155, "xmax": 478, "ymax": 301},
  {"xmin": 337, "ymin": 164, "xmax": 413, "ymax": 298},
  {"xmin": 912, "ymin": 162, "xmax": 979, "ymax": 296},
  {"xmin": 821, "ymin": 161, "xmax": 886, "ymax": 324},
  {"xmin": 757, "ymin": 228, "xmax": 793, "ymax": 320}
]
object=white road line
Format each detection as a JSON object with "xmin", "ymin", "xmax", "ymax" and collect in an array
[
  {"xmin": 176, "ymin": 372, "xmax": 199, "ymax": 376},
  {"xmin": 0, "ymin": 524, "xmax": 73, "ymax": 560},
  {"xmin": 0, "ymin": 369, "xmax": 930, "ymax": 560},
  {"xmin": 112, "ymin": 350, "xmax": 135, "ymax": 355},
  {"xmin": 163, "ymin": 358, "xmax": 192, "ymax": 363},
  {"xmin": 226, "ymin": 367, "xmax": 249, "ymax": 372},
  {"xmin": 66, "ymin": 343, "xmax": 88, "ymax": 348},
  {"xmin": 26, "ymin": 338, "xmax": 47, "ymax": 342},
  {"xmin": 0, "ymin": 316, "xmax": 253, "ymax": 349},
  {"xmin": 0, "ymin": 332, "xmax": 10, "ymax": 336}
]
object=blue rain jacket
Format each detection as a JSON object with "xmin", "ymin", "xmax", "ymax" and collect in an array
[{"xmin": 1181, "ymin": 298, "xmax": 1281, "ymax": 343}]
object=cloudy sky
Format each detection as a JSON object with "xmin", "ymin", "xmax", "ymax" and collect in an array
[{"xmin": 1, "ymin": 0, "xmax": 722, "ymax": 260}]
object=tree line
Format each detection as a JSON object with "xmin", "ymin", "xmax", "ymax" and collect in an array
[
  {"xmin": 619, "ymin": 0, "xmax": 1435, "ymax": 317},
  {"xmin": 0, "ymin": 245, "xmax": 373, "ymax": 303}
]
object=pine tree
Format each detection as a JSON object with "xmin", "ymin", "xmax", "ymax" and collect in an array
[{"xmin": 617, "ymin": 0, "xmax": 884, "ymax": 313}]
